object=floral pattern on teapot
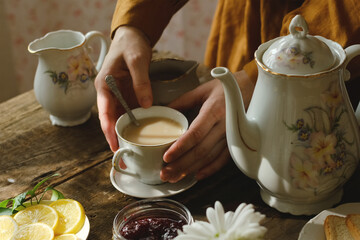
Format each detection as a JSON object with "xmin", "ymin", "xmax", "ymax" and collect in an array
[
  {"xmin": 275, "ymin": 46, "xmax": 315, "ymax": 70},
  {"xmin": 285, "ymin": 81, "xmax": 356, "ymax": 194},
  {"xmin": 45, "ymin": 52, "xmax": 96, "ymax": 93}
]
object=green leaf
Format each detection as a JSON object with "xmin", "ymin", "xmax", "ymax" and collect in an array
[
  {"xmin": 0, "ymin": 173, "xmax": 64, "ymax": 215},
  {"xmin": 0, "ymin": 199, "xmax": 10, "ymax": 208},
  {"xmin": 12, "ymin": 192, "xmax": 27, "ymax": 213},
  {"xmin": 49, "ymin": 187, "xmax": 65, "ymax": 201},
  {"xmin": 31, "ymin": 173, "xmax": 60, "ymax": 195},
  {"xmin": 0, "ymin": 207, "xmax": 13, "ymax": 215},
  {"xmin": 38, "ymin": 186, "xmax": 64, "ymax": 202}
]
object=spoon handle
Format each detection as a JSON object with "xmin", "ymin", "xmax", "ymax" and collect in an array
[{"xmin": 105, "ymin": 75, "xmax": 140, "ymax": 126}]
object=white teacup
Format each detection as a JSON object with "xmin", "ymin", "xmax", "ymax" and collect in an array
[{"xmin": 112, "ymin": 106, "xmax": 188, "ymax": 185}]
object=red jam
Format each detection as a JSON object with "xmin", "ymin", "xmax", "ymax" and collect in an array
[{"xmin": 120, "ymin": 217, "xmax": 186, "ymax": 240}]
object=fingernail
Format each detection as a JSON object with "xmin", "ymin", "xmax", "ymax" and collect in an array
[{"xmin": 163, "ymin": 154, "xmax": 170, "ymax": 163}]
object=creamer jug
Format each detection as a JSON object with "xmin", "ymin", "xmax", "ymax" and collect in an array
[{"xmin": 28, "ymin": 30, "xmax": 108, "ymax": 126}]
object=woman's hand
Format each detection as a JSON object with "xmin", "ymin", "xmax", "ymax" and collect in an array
[
  {"xmin": 161, "ymin": 70, "xmax": 254, "ymax": 182},
  {"xmin": 94, "ymin": 26, "xmax": 153, "ymax": 152}
]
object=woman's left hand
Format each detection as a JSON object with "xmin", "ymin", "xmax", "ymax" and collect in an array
[{"xmin": 160, "ymin": 70, "xmax": 254, "ymax": 183}]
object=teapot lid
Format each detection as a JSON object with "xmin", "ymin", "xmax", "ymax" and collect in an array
[{"xmin": 262, "ymin": 15, "xmax": 336, "ymax": 75}]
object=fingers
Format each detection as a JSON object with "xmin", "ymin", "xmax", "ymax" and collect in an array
[
  {"xmin": 125, "ymin": 51, "xmax": 153, "ymax": 108},
  {"xmin": 94, "ymin": 26, "xmax": 153, "ymax": 151},
  {"xmin": 161, "ymin": 79, "xmax": 227, "ymax": 183},
  {"xmin": 160, "ymin": 71, "xmax": 254, "ymax": 183},
  {"xmin": 161, "ymin": 117, "xmax": 227, "ymax": 183},
  {"xmin": 96, "ymin": 87, "xmax": 120, "ymax": 152},
  {"xmin": 163, "ymin": 82, "xmax": 225, "ymax": 163},
  {"xmin": 162, "ymin": 107, "xmax": 216, "ymax": 163},
  {"xmin": 161, "ymin": 135, "xmax": 229, "ymax": 183},
  {"xmin": 196, "ymin": 143, "xmax": 230, "ymax": 180},
  {"xmin": 116, "ymin": 26, "xmax": 153, "ymax": 108},
  {"xmin": 95, "ymin": 60, "xmax": 129, "ymax": 152}
]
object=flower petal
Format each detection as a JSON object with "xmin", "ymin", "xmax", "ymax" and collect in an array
[
  {"xmin": 176, "ymin": 221, "xmax": 218, "ymax": 240},
  {"xmin": 206, "ymin": 201, "xmax": 225, "ymax": 233}
]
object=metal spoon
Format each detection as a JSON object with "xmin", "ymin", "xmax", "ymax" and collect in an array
[{"xmin": 105, "ymin": 75, "xmax": 140, "ymax": 127}]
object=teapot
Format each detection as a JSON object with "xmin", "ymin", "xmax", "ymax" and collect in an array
[
  {"xmin": 211, "ymin": 15, "xmax": 360, "ymax": 215},
  {"xmin": 28, "ymin": 30, "xmax": 108, "ymax": 126}
]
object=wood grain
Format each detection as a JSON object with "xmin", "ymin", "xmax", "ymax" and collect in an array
[
  {"xmin": 1, "ymin": 90, "xmax": 360, "ymax": 239},
  {"xmin": 0, "ymin": 91, "xmax": 111, "ymax": 200}
]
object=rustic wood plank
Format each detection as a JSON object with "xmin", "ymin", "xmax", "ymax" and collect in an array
[
  {"xmin": 1, "ymin": 90, "xmax": 360, "ymax": 240},
  {"xmin": 0, "ymin": 91, "xmax": 112, "ymax": 200},
  {"xmin": 51, "ymin": 155, "xmax": 310, "ymax": 240}
]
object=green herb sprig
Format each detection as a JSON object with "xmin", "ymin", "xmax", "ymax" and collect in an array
[{"xmin": 0, "ymin": 173, "xmax": 64, "ymax": 216}]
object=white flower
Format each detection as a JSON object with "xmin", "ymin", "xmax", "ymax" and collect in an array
[{"xmin": 175, "ymin": 201, "xmax": 267, "ymax": 240}]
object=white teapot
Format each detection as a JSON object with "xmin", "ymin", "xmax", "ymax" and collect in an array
[{"xmin": 211, "ymin": 15, "xmax": 360, "ymax": 215}]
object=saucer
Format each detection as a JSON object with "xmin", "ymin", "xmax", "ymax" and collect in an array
[
  {"xmin": 76, "ymin": 216, "xmax": 90, "ymax": 240},
  {"xmin": 298, "ymin": 202, "xmax": 360, "ymax": 240},
  {"xmin": 110, "ymin": 167, "xmax": 197, "ymax": 198}
]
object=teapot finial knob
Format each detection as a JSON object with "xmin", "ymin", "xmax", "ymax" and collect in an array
[
  {"xmin": 262, "ymin": 14, "xmax": 336, "ymax": 75},
  {"xmin": 289, "ymin": 15, "xmax": 308, "ymax": 39}
]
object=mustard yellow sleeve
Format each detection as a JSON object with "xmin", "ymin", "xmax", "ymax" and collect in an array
[
  {"xmin": 280, "ymin": 0, "xmax": 360, "ymax": 46},
  {"xmin": 111, "ymin": 0, "xmax": 188, "ymax": 47},
  {"xmin": 249, "ymin": 0, "xmax": 360, "ymax": 83},
  {"xmin": 279, "ymin": 0, "xmax": 360, "ymax": 79},
  {"xmin": 243, "ymin": 60, "xmax": 258, "ymax": 85}
]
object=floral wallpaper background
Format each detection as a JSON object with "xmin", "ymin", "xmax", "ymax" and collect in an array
[{"xmin": 0, "ymin": 0, "xmax": 217, "ymax": 102}]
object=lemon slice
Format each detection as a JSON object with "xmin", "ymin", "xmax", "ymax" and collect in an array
[
  {"xmin": 54, "ymin": 234, "xmax": 78, "ymax": 240},
  {"xmin": 0, "ymin": 215, "xmax": 18, "ymax": 240},
  {"xmin": 13, "ymin": 204, "xmax": 59, "ymax": 229},
  {"xmin": 49, "ymin": 199, "xmax": 85, "ymax": 235},
  {"xmin": 13, "ymin": 222, "xmax": 54, "ymax": 240}
]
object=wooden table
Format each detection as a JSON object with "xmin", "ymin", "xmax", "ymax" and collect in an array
[{"xmin": 1, "ymin": 90, "xmax": 360, "ymax": 240}]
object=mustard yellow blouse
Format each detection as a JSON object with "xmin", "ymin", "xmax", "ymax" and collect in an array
[{"xmin": 111, "ymin": 0, "xmax": 360, "ymax": 83}]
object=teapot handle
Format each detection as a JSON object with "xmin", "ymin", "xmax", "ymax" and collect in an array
[
  {"xmin": 344, "ymin": 44, "xmax": 360, "ymax": 125},
  {"xmin": 85, "ymin": 31, "xmax": 109, "ymax": 72},
  {"xmin": 344, "ymin": 44, "xmax": 360, "ymax": 81}
]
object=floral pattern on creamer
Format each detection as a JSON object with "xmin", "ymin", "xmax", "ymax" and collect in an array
[
  {"xmin": 285, "ymin": 81, "xmax": 356, "ymax": 195},
  {"xmin": 275, "ymin": 46, "xmax": 315, "ymax": 69},
  {"xmin": 45, "ymin": 52, "xmax": 96, "ymax": 93}
]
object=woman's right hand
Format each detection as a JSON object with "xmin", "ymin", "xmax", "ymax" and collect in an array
[{"xmin": 94, "ymin": 26, "xmax": 153, "ymax": 152}]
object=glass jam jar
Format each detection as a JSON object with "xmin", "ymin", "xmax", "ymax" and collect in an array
[{"xmin": 113, "ymin": 198, "xmax": 193, "ymax": 240}]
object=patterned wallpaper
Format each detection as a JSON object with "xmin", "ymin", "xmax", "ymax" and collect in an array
[{"xmin": 1, "ymin": 0, "xmax": 217, "ymax": 101}]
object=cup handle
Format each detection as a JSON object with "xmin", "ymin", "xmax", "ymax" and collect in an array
[
  {"xmin": 84, "ymin": 31, "xmax": 109, "ymax": 72},
  {"xmin": 112, "ymin": 148, "xmax": 138, "ymax": 177}
]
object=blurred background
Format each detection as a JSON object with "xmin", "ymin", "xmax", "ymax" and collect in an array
[{"xmin": 0, "ymin": 0, "xmax": 217, "ymax": 102}]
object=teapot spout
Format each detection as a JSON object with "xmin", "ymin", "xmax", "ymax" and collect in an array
[{"xmin": 211, "ymin": 67, "xmax": 260, "ymax": 180}]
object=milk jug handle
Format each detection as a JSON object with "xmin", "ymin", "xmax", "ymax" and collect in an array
[{"xmin": 85, "ymin": 31, "xmax": 108, "ymax": 72}]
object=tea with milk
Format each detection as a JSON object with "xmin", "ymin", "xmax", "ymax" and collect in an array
[{"xmin": 122, "ymin": 117, "xmax": 184, "ymax": 145}]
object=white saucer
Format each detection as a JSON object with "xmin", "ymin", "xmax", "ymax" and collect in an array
[
  {"xmin": 76, "ymin": 216, "xmax": 90, "ymax": 240},
  {"xmin": 298, "ymin": 202, "xmax": 360, "ymax": 240},
  {"xmin": 110, "ymin": 167, "xmax": 197, "ymax": 198}
]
